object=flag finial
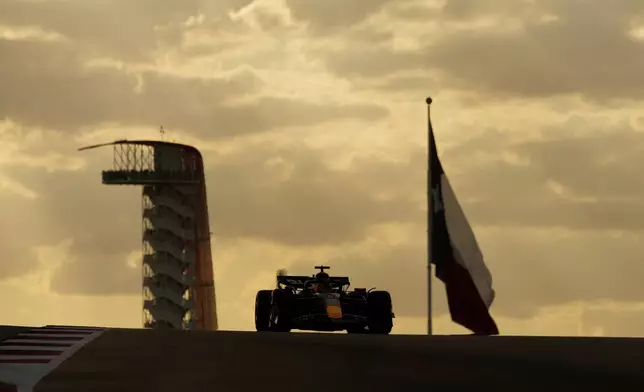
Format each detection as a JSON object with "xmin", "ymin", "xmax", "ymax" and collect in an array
[{"xmin": 426, "ymin": 96, "xmax": 433, "ymax": 105}]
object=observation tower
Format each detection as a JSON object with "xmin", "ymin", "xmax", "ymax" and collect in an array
[{"xmin": 79, "ymin": 139, "xmax": 218, "ymax": 331}]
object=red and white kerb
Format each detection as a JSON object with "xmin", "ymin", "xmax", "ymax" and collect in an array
[{"xmin": 0, "ymin": 325, "xmax": 106, "ymax": 392}]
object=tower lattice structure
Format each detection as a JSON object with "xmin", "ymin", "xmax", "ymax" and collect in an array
[{"xmin": 80, "ymin": 140, "xmax": 218, "ymax": 330}]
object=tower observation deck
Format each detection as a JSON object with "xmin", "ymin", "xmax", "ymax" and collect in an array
[{"xmin": 79, "ymin": 140, "xmax": 218, "ymax": 331}]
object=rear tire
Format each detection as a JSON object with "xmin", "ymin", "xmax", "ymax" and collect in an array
[
  {"xmin": 255, "ymin": 290, "xmax": 272, "ymax": 331},
  {"xmin": 367, "ymin": 291, "xmax": 393, "ymax": 334}
]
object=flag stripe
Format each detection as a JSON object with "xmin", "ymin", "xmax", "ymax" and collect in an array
[
  {"xmin": 443, "ymin": 260, "xmax": 499, "ymax": 335},
  {"xmin": 441, "ymin": 175, "xmax": 495, "ymax": 307}
]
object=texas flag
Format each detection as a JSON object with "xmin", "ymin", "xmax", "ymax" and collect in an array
[{"xmin": 429, "ymin": 122, "xmax": 499, "ymax": 336}]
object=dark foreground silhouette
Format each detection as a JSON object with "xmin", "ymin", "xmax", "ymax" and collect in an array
[{"xmin": 1, "ymin": 325, "xmax": 643, "ymax": 391}]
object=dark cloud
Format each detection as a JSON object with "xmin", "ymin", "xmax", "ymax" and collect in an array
[
  {"xmin": 254, "ymin": 9, "xmax": 287, "ymax": 31},
  {"xmin": 1, "ymin": 139, "xmax": 420, "ymax": 293},
  {"xmin": 208, "ymin": 144, "xmax": 421, "ymax": 246},
  {"xmin": 317, "ymin": 0, "xmax": 644, "ymax": 101},
  {"xmin": 446, "ymin": 120, "xmax": 644, "ymax": 231},
  {"xmin": 285, "ymin": 0, "xmax": 399, "ymax": 31},
  {"xmin": 366, "ymin": 74, "xmax": 439, "ymax": 94},
  {"xmin": 318, "ymin": 46, "xmax": 425, "ymax": 79},
  {"xmin": 513, "ymin": 128, "xmax": 644, "ymax": 200},
  {"xmin": 212, "ymin": 118, "xmax": 644, "ymax": 319},
  {"xmin": 0, "ymin": 38, "xmax": 387, "ymax": 137},
  {"xmin": 0, "ymin": 0, "xmax": 253, "ymax": 61},
  {"xmin": 427, "ymin": 0, "xmax": 538, "ymax": 20},
  {"xmin": 425, "ymin": 0, "xmax": 644, "ymax": 101},
  {"xmin": 0, "ymin": 0, "xmax": 390, "ymax": 136},
  {"xmin": 0, "ymin": 38, "xmax": 255, "ymax": 132},
  {"xmin": 5, "ymin": 157, "xmax": 143, "ymax": 294},
  {"xmin": 215, "ymin": 98, "xmax": 388, "ymax": 137},
  {"xmin": 6, "ymin": 112, "xmax": 644, "ymax": 310}
]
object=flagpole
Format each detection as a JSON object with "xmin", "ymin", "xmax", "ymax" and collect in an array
[{"xmin": 426, "ymin": 96, "xmax": 434, "ymax": 336}]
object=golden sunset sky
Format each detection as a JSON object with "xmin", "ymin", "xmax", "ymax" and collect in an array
[{"xmin": 1, "ymin": 0, "xmax": 643, "ymax": 336}]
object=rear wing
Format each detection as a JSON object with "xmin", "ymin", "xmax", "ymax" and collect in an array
[{"xmin": 277, "ymin": 275, "xmax": 350, "ymax": 288}]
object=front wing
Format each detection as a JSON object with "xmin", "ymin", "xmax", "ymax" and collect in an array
[{"xmin": 286, "ymin": 296, "xmax": 368, "ymax": 330}]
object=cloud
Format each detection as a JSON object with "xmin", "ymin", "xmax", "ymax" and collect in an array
[
  {"xmin": 0, "ymin": 152, "xmax": 143, "ymax": 291},
  {"xmin": 424, "ymin": 0, "xmax": 644, "ymax": 101},
  {"xmin": 7, "ymin": 156, "xmax": 143, "ymax": 296},
  {"xmin": 12, "ymin": 112, "xmax": 644, "ymax": 307},
  {"xmin": 360, "ymin": 73, "xmax": 439, "ymax": 94},
  {"xmin": 581, "ymin": 303, "xmax": 644, "ymax": 337},
  {"xmin": 0, "ymin": 133, "xmax": 420, "ymax": 293},
  {"xmin": 0, "ymin": 120, "xmax": 90, "ymax": 279},
  {"xmin": 221, "ymin": 221, "xmax": 644, "ymax": 322},
  {"xmin": 314, "ymin": 0, "xmax": 644, "ymax": 101},
  {"xmin": 285, "ymin": 0, "xmax": 398, "ymax": 31},
  {"xmin": 0, "ymin": 37, "xmax": 252, "ymax": 132},
  {"xmin": 207, "ymin": 141, "xmax": 421, "ymax": 245},
  {"xmin": 49, "ymin": 250, "xmax": 140, "ymax": 296},
  {"xmin": 0, "ymin": 37, "xmax": 386, "ymax": 137},
  {"xmin": 0, "ymin": 0, "xmax": 254, "ymax": 60},
  {"xmin": 446, "ymin": 118, "xmax": 644, "ymax": 231},
  {"xmin": 0, "ymin": 120, "xmax": 85, "ymax": 172},
  {"xmin": 0, "ymin": 0, "xmax": 390, "ymax": 138},
  {"xmin": 0, "ymin": 193, "xmax": 43, "ymax": 278},
  {"xmin": 265, "ymin": 117, "xmax": 644, "ymax": 319},
  {"xmin": 209, "ymin": 224, "xmax": 436, "ymax": 322},
  {"xmin": 5, "ymin": 107, "xmax": 644, "ymax": 320},
  {"xmin": 1, "ymin": 0, "xmax": 643, "ymax": 339},
  {"xmin": 285, "ymin": 224, "xmax": 644, "ymax": 321},
  {"xmin": 0, "ymin": 175, "xmax": 38, "ymax": 199},
  {"xmin": 481, "ymin": 227, "xmax": 644, "ymax": 319}
]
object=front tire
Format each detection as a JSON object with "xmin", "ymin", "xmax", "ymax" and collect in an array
[
  {"xmin": 269, "ymin": 289, "xmax": 292, "ymax": 332},
  {"xmin": 367, "ymin": 291, "xmax": 393, "ymax": 334},
  {"xmin": 255, "ymin": 290, "xmax": 272, "ymax": 331}
]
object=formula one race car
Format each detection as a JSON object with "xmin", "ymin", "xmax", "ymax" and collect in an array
[{"xmin": 255, "ymin": 266, "xmax": 394, "ymax": 334}]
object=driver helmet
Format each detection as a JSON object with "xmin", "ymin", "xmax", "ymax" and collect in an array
[
  {"xmin": 316, "ymin": 272, "xmax": 330, "ymax": 282},
  {"xmin": 313, "ymin": 272, "xmax": 330, "ymax": 293}
]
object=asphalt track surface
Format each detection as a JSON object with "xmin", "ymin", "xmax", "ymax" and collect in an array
[{"xmin": 1, "ymin": 326, "xmax": 644, "ymax": 391}]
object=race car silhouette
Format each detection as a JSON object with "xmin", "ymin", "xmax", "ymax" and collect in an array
[{"xmin": 255, "ymin": 266, "xmax": 394, "ymax": 334}]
